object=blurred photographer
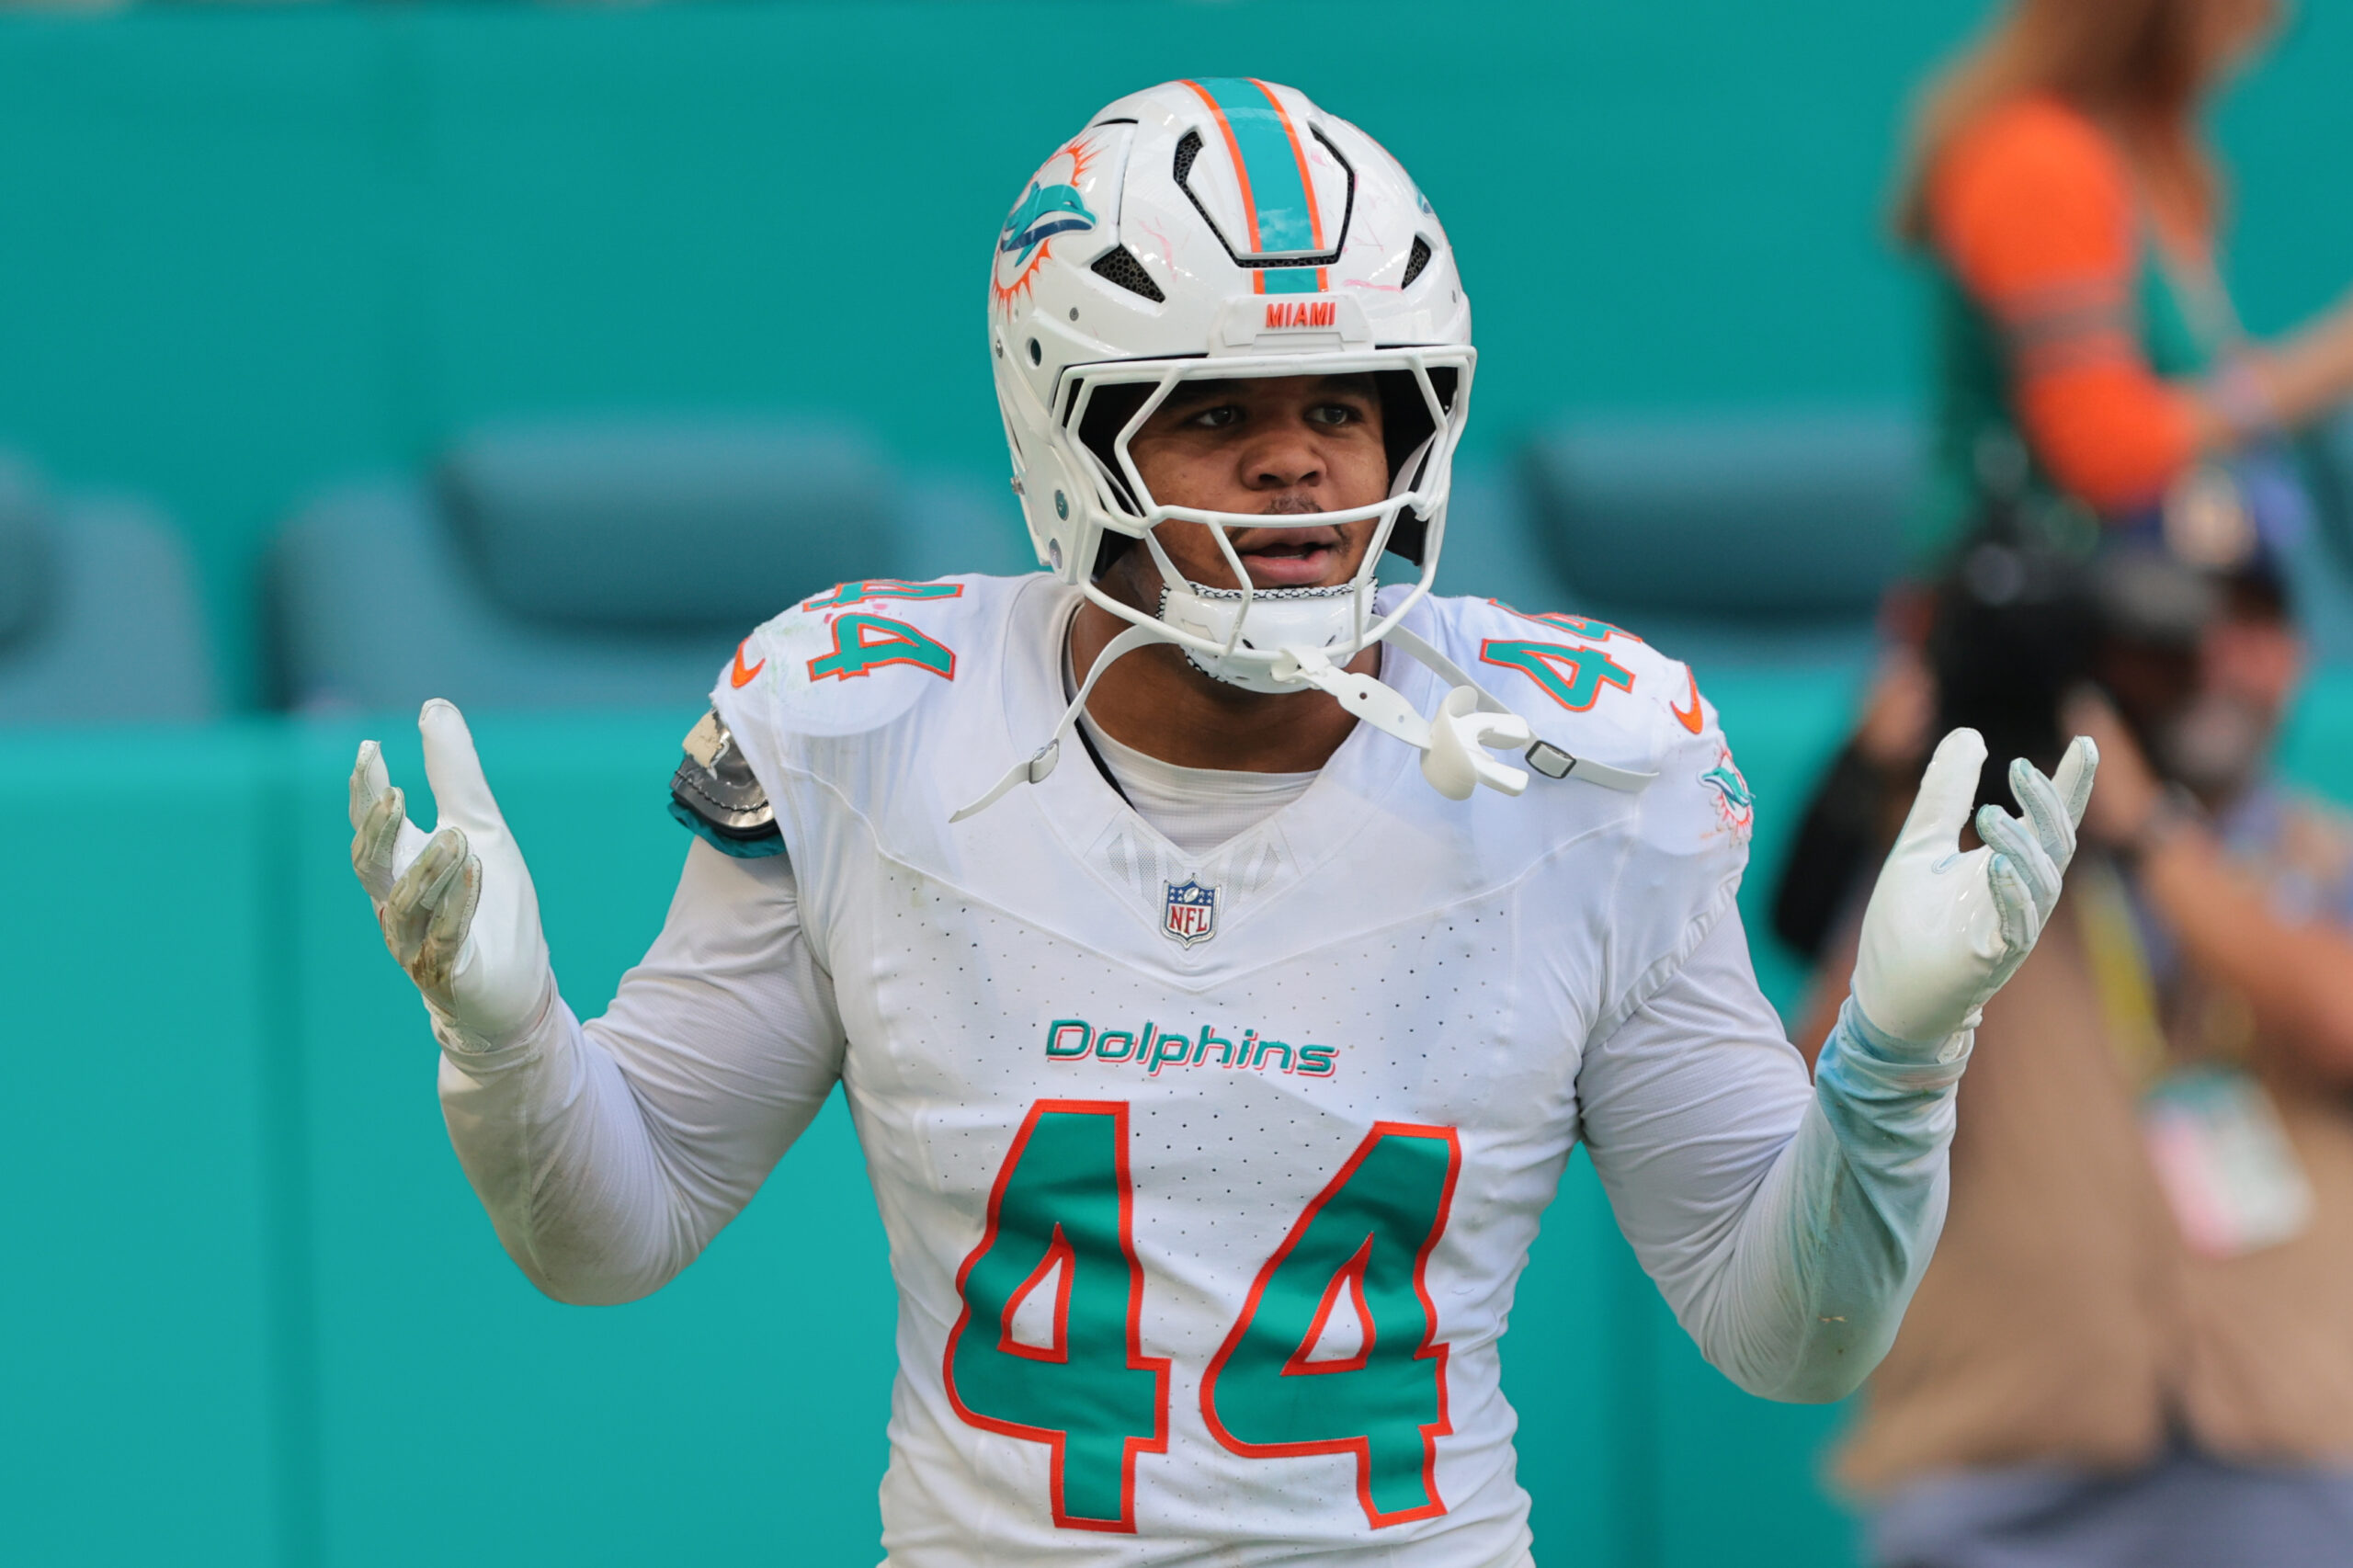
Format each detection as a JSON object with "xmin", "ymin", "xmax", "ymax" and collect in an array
[
  {"xmin": 1790, "ymin": 547, "xmax": 2353, "ymax": 1567},
  {"xmin": 1764, "ymin": 3, "xmax": 2353, "ymax": 1560},
  {"xmin": 1898, "ymin": 0, "xmax": 2353, "ymax": 584}
]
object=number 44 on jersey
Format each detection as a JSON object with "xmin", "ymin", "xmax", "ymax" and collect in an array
[{"xmin": 945, "ymin": 1101, "xmax": 1461, "ymax": 1533}]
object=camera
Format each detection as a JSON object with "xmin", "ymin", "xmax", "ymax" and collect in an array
[{"xmin": 1927, "ymin": 436, "xmax": 2223, "ymax": 809}]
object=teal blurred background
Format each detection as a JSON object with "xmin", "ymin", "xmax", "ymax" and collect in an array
[
  {"xmin": 3, "ymin": 0, "xmax": 2347, "ymax": 706},
  {"xmin": 3, "ymin": 2, "xmax": 2351, "ymax": 1565}
]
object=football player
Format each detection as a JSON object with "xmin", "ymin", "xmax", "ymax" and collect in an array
[{"xmin": 349, "ymin": 80, "xmax": 2095, "ymax": 1567}]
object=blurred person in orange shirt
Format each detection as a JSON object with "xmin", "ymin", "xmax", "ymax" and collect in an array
[
  {"xmin": 1901, "ymin": 0, "xmax": 2353, "ymax": 576},
  {"xmin": 1769, "ymin": 2, "xmax": 2353, "ymax": 1563},
  {"xmin": 1776, "ymin": 0, "xmax": 2353, "ymax": 981}
]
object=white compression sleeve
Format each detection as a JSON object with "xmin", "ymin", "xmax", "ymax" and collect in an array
[
  {"xmin": 438, "ymin": 837, "xmax": 849, "ymax": 1305},
  {"xmin": 1574, "ymin": 906, "xmax": 1959, "ymax": 1403}
]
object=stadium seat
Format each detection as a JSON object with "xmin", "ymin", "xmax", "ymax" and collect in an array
[
  {"xmin": 1514, "ymin": 409, "xmax": 1917, "ymax": 672},
  {"xmin": 0, "ymin": 451, "xmax": 216, "ymax": 723},
  {"xmin": 267, "ymin": 417, "xmax": 1031, "ymax": 714}
]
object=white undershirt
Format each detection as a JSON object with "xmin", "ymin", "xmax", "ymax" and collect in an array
[
  {"xmin": 1077, "ymin": 716, "xmax": 1317, "ymax": 856},
  {"xmin": 1063, "ymin": 631, "xmax": 1318, "ymax": 856}
]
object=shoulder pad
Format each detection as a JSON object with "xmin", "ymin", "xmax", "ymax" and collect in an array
[
  {"xmin": 1419, "ymin": 596, "xmax": 1703, "ymax": 779},
  {"xmin": 717, "ymin": 574, "xmax": 1025, "ymax": 741},
  {"xmin": 669, "ymin": 710, "xmax": 785, "ymax": 858}
]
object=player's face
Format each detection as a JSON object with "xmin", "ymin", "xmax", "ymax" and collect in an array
[{"xmin": 1126, "ymin": 373, "xmax": 1388, "ymax": 591}]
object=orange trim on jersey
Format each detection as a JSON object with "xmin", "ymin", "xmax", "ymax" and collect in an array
[
  {"xmin": 941, "ymin": 1100, "xmax": 1171, "ymax": 1535},
  {"xmin": 1281, "ymin": 1235, "xmax": 1375, "ymax": 1377},
  {"xmin": 1201, "ymin": 1121, "xmax": 1461, "ymax": 1529},
  {"xmin": 997, "ymin": 1224, "xmax": 1076, "ymax": 1365}
]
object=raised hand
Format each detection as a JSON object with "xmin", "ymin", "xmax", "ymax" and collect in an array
[
  {"xmin": 349, "ymin": 699, "xmax": 555, "ymax": 1054},
  {"xmin": 1850, "ymin": 727, "xmax": 2098, "ymax": 1058}
]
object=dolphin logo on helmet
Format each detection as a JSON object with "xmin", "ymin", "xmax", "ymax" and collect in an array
[{"xmin": 1000, "ymin": 181, "xmax": 1097, "ymax": 262}]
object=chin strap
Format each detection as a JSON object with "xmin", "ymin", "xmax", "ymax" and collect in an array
[
  {"xmin": 1265, "ymin": 644, "xmax": 1438, "ymax": 751},
  {"xmin": 950, "ymin": 619, "xmax": 1659, "ymax": 824},
  {"xmin": 950, "ymin": 623, "xmax": 1163, "ymax": 824},
  {"xmin": 1271, "ymin": 646, "xmax": 1539, "ymax": 801}
]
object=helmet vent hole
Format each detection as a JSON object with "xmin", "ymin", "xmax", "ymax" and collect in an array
[
  {"xmin": 1173, "ymin": 130, "xmax": 1202, "ymax": 187},
  {"xmin": 1027, "ymin": 337, "xmax": 1041, "ymax": 365},
  {"xmin": 1088, "ymin": 246, "xmax": 1166, "ymax": 303},
  {"xmin": 1403, "ymin": 235, "xmax": 1433, "ymax": 289},
  {"xmin": 1176, "ymin": 123, "xmax": 1355, "ymax": 271}
]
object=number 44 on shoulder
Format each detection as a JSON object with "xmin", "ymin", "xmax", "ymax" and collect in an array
[{"xmin": 944, "ymin": 1101, "xmax": 1461, "ymax": 1532}]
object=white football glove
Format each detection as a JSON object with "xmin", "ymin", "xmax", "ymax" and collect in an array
[
  {"xmin": 1851, "ymin": 726, "xmax": 2098, "ymax": 1059},
  {"xmin": 349, "ymin": 699, "xmax": 555, "ymax": 1055}
]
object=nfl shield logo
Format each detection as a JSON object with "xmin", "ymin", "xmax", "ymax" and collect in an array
[{"xmin": 1163, "ymin": 879, "xmax": 1218, "ymax": 948}]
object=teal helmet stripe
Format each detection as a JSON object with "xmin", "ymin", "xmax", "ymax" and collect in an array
[
  {"xmin": 1183, "ymin": 77, "xmax": 1328, "ymax": 265},
  {"xmin": 1259, "ymin": 267, "xmax": 1323, "ymax": 295}
]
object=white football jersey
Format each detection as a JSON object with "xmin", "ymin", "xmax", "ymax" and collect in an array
[{"xmin": 708, "ymin": 574, "xmax": 1754, "ymax": 1567}]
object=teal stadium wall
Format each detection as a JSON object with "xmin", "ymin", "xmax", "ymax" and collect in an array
[
  {"xmin": 0, "ymin": 0, "xmax": 2347, "ymax": 705},
  {"xmin": 4, "ymin": 3, "xmax": 2353, "ymax": 1567}
]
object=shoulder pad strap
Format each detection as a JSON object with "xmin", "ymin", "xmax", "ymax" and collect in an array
[{"xmin": 670, "ymin": 710, "xmax": 785, "ymax": 858}]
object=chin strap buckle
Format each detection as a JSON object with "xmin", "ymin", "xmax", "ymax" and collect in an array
[
  {"xmin": 950, "ymin": 622, "xmax": 1162, "ymax": 823},
  {"xmin": 1521, "ymin": 739, "xmax": 1655, "ymax": 793},
  {"xmin": 1525, "ymin": 741, "xmax": 1574, "ymax": 779}
]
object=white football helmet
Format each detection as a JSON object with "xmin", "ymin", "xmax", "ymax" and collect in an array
[
  {"xmin": 993, "ymin": 77, "xmax": 1471, "ymax": 676},
  {"xmin": 961, "ymin": 80, "xmax": 1548, "ymax": 818}
]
